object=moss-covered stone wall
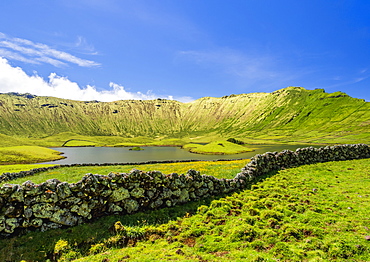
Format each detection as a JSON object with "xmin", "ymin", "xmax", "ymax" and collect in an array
[{"xmin": 0, "ymin": 144, "xmax": 369, "ymax": 237}]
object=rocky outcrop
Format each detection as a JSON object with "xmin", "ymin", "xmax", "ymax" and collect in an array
[{"xmin": 0, "ymin": 144, "xmax": 369, "ymax": 237}]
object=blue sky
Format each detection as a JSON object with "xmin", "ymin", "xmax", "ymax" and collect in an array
[{"xmin": 0, "ymin": 0, "xmax": 369, "ymax": 102}]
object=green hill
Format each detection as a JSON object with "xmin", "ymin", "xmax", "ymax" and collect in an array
[{"xmin": 0, "ymin": 87, "xmax": 369, "ymax": 146}]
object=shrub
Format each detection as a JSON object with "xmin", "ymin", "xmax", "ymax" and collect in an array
[{"xmin": 227, "ymin": 138, "xmax": 245, "ymax": 145}]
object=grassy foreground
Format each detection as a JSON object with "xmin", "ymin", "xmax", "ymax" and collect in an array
[
  {"xmin": 1, "ymin": 158, "xmax": 369, "ymax": 261},
  {"xmin": 0, "ymin": 164, "xmax": 55, "ymax": 174}
]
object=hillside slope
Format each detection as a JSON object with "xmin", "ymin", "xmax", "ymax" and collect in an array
[{"xmin": 0, "ymin": 87, "xmax": 369, "ymax": 144}]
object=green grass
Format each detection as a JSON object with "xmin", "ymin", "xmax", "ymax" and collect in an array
[
  {"xmin": 113, "ymin": 143, "xmax": 148, "ymax": 147},
  {"xmin": 63, "ymin": 140, "xmax": 97, "ymax": 147},
  {"xmin": 183, "ymin": 140, "xmax": 255, "ymax": 154},
  {"xmin": 114, "ymin": 139, "xmax": 187, "ymax": 147},
  {"xmin": 0, "ymin": 146, "xmax": 64, "ymax": 165},
  {"xmin": 0, "ymin": 163, "xmax": 55, "ymax": 174},
  {"xmin": 75, "ymin": 158, "xmax": 370, "ymax": 261},
  {"xmin": 0, "ymin": 159, "xmax": 250, "ymax": 186},
  {"xmin": 1, "ymin": 87, "xmax": 369, "ymax": 146},
  {"xmin": 0, "ymin": 134, "xmax": 34, "ymax": 147},
  {"xmin": 1, "ymin": 158, "xmax": 369, "ymax": 261}
]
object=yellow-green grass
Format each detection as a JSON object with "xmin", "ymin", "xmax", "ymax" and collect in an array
[
  {"xmin": 0, "ymin": 134, "xmax": 35, "ymax": 147},
  {"xmin": 0, "ymin": 163, "xmax": 56, "ymax": 174},
  {"xmin": 148, "ymin": 138, "xmax": 187, "ymax": 146},
  {"xmin": 183, "ymin": 140, "xmax": 255, "ymax": 155},
  {"xmin": 0, "ymin": 159, "xmax": 250, "ymax": 186},
  {"xmin": 29, "ymin": 132, "xmax": 134, "ymax": 147},
  {"xmin": 1, "ymin": 87, "xmax": 369, "ymax": 146},
  {"xmin": 0, "ymin": 146, "xmax": 64, "ymax": 165},
  {"xmin": 74, "ymin": 158, "xmax": 370, "ymax": 261},
  {"xmin": 113, "ymin": 142, "xmax": 149, "ymax": 147},
  {"xmin": 2, "ymin": 158, "xmax": 370, "ymax": 261},
  {"xmin": 63, "ymin": 139, "xmax": 97, "ymax": 147},
  {"xmin": 114, "ymin": 139, "xmax": 187, "ymax": 147}
]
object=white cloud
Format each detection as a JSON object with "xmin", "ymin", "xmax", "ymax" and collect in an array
[
  {"xmin": 0, "ymin": 48, "xmax": 40, "ymax": 64},
  {"xmin": 177, "ymin": 48, "xmax": 313, "ymax": 92},
  {"xmin": 0, "ymin": 57, "xmax": 192, "ymax": 102},
  {"xmin": 74, "ymin": 36, "xmax": 97, "ymax": 54},
  {"xmin": 0, "ymin": 33, "xmax": 100, "ymax": 68}
]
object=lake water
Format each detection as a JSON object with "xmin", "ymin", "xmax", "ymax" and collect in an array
[{"xmin": 40, "ymin": 144, "xmax": 317, "ymax": 165}]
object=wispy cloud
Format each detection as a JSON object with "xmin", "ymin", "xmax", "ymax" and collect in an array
[
  {"xmin": 0, "ymin": 57, "xmax": 192, "ymax": 102},
  {"xmin": 324, "ymin": 68, "xmax": 370, "ymax": 90},
  {"xmin": 0, "ymin": 48, "xmax": 40, "ymax": 65},
  {"xmin": 177, "ymin": 48, "xmax": 304, "ymax": 91},
  {"xmin": 178, "ymin": 48, "xmax": 281, "ymax": 79},
  {"xmin": 74, "ymin": 36, "xmax": 98, "ymax": 55},
  {"xmin": 325, "ymin": 76, "xmax": 370, "ymax": 89},
  {"xmin": 0, "ymin": 33, "xmax": 100, "ymax": 68}
]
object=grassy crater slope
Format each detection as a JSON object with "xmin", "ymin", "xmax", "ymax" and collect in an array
[
  {"xmin": 0, "ymin": 87, "xmax": 369, "ymax": 145},
  {"xmin": 1, "ymin": 158, "xmax": 369, "ymax": 261}
]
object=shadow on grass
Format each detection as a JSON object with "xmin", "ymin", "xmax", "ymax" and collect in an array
[{"xmin": 0, "ymin": 170, "xmax": 278, "ymax": 262}]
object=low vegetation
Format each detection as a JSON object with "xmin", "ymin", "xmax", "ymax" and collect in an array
[
  {"xmin": 227, "ymin": 137, "xmax": 245, "ymax": 145},
  {"xmin": 0, "ymin": 158, "xmax": 369, "ymax": 261},
  {"xmin": 183, "ymin": 141, "xmax": 254, "ymax": 155},
  {"xmin": 0, "ymin": 163, "xmax": 55, "ymax": 174},
  {"xmin": 128, "ymin": 147, "xmax": 144, "ymax": 151},
  {"xmin": 0, "ymin": 146, "xmax": 64, "ymax": 165},
  {"xmin": 63, "ymin": 140, "xmax": 97, "ymax": 147},
  {"xmin": 1, "ymin": 87, "xmax": 369, "ymax": 146}
]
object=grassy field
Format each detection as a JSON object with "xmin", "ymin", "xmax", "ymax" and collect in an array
[
  {"xmin": 183, "ymin": 140, "xmax": 255, "ymax": 154},
  {"xmin": 0, "ymin": 163, "xmax": 55, "ymax": 174},
  {"xmin": 1, "ymin": 158, "xmax": 369, "ymax": 261},
  {"xmin": 0, "ymin": 146, "xmax": 64, "ymax": 165},
  {"xmin": 0, "ymin": 159, "xmax": 250, "ymax": 186},
  {"xmin": 63, "ymin": 140, "xmax": 97, "ymax": 147}
]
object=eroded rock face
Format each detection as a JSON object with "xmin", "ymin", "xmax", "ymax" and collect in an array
[{"xmin": 0, "ymin": 144, "xmax": 369, "ymax": 237}]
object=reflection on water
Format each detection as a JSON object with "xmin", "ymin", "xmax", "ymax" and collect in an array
[{"xmin": 40, "ymin": 144, "xmax": 317, "ymax": 165}]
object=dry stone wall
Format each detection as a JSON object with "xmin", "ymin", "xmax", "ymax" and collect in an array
[
  {"xmin": 0, "ymin": 144, "xmax": 369, "ymax": 237},
  {"xmin": 0, "ymin": 159, "xmax": 236, "ymax": 184}
]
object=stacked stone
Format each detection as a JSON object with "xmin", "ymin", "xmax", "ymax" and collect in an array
[
  {"xmin": 0, "ymin": 144, "xmax": 369, "ymax": 237},
  {"xmin": 0, "ymin": 159, "xmax": 244, "ymax": 184},
  {"xmin": 235, "ymin": 144, "xmax": 370, "ymax": 185},
  {"xmin": 0, "ymin": 166, "xmax": 59, "ymax": 184},
  {"xmin": 0, "ymin": 168, "xmax": 242, "ymax": 236}
]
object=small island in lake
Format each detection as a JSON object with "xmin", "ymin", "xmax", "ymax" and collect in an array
[{"xmin": 129, "ymin": 146, "xmax": 144, "ymax": 151}]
